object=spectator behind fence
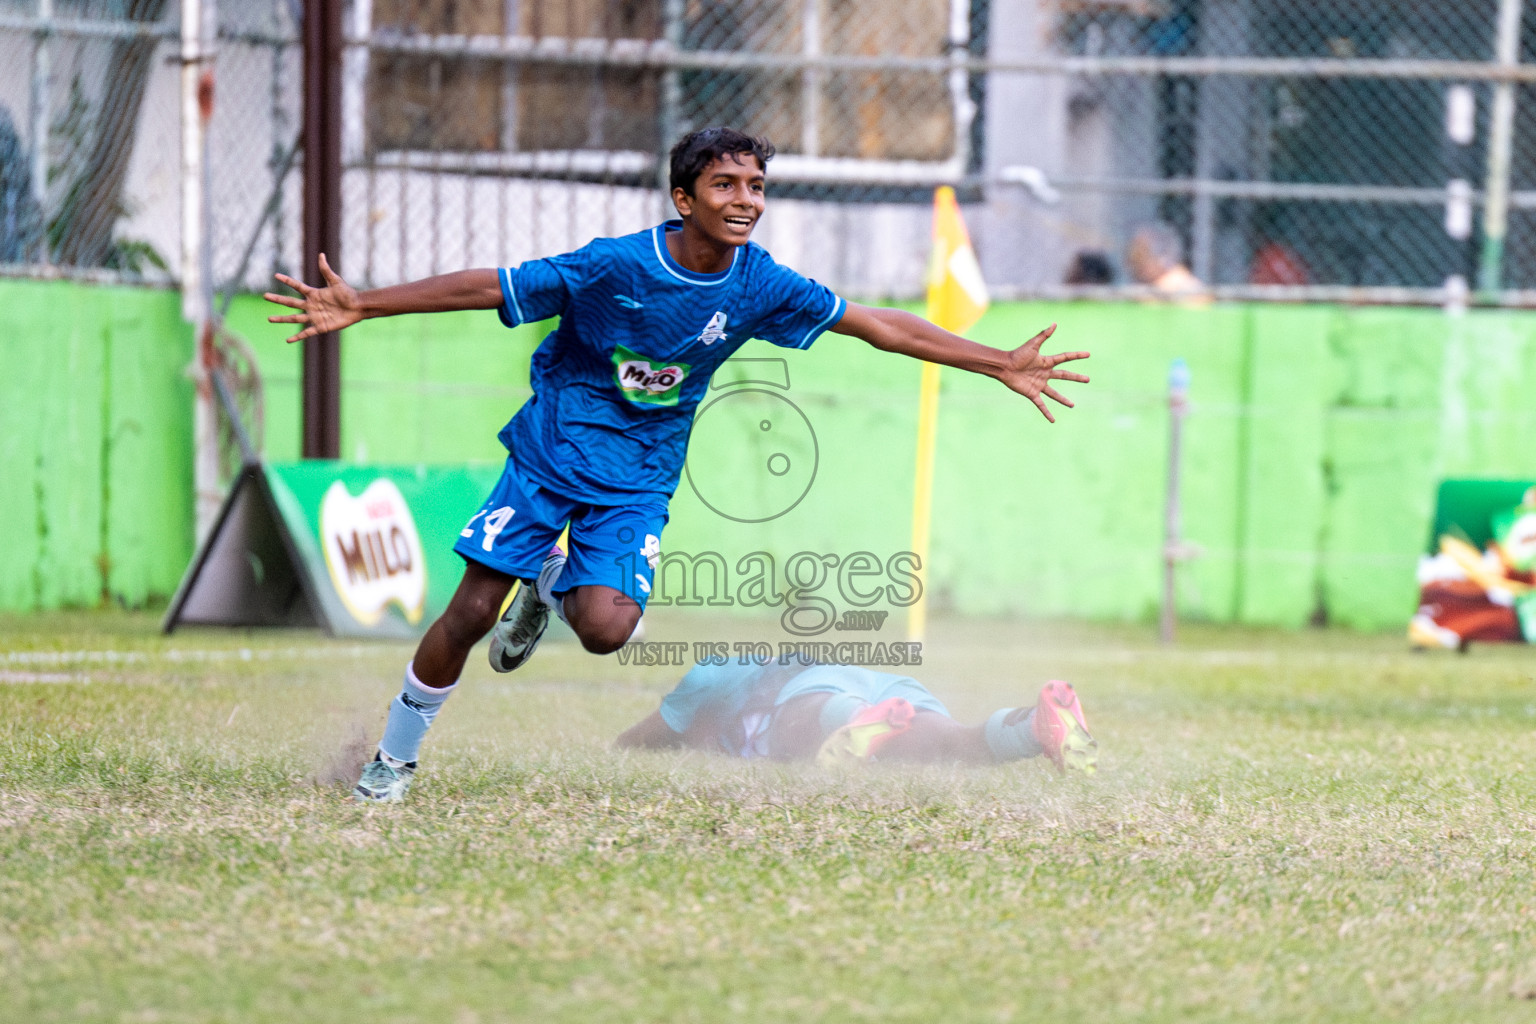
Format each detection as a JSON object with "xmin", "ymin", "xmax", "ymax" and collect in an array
[
  {"xmin": 1064, "ymin": 250, "xmax": 1115, "ymax": 285},
  {"xmin": 1249, "ymin": 241, "xmax": 1311, "ymax": 286},
  {"xmin": 1126, "ymin": 223, "xmax": 1208, "ymax": 303}
]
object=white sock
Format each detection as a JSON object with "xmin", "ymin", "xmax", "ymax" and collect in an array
[
  {"xmin": 985, "ymin": 707, "xmax": 1044, "ymax": 761},
  {"xmin": 378, "ymin": 662, "xmax": 457, "ymax": 765}
]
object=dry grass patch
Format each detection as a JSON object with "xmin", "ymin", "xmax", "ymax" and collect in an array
[{"xmin": 2, "ymin": 610, "xmax": 1535, "ymax": 1022}]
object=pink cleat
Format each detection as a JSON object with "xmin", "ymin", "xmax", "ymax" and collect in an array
[
  {"xmin": 1033, "ymin": 680, "xmax": 1098, "ymax": 774},
  {"xmin": 815, "ymin": 697, "xmax": 915, "ymax": 767}
]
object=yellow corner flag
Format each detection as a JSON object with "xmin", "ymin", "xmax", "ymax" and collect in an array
[
  {"xmin": 926, "ymin": 186, "xmax": 991, "ymax": 335},
  {"xmin": 910, "ymin": 187, "xmax": 989, "ymax": 643}
]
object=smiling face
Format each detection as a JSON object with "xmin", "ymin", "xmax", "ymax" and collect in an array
[{"xmin": 672, "ymin": 152, "xmax": 766, "ymax": 248}]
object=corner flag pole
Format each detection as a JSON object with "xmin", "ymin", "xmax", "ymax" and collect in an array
[
  {"xmin": 909, "ymin": 187, "xmax": 989, "ymax": 643},
  {"xmin": 908, "ymin": 360, "xmax": 942, "ymax": 643}
]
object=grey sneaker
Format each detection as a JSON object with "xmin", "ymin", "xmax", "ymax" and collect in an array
[
  {"xmin": 488, "ymin": 546, "xmax": 565, "ymax": 673},
  {"xmin": 353, "ymin": 754, "xmax": 415, "ymax": 803}
]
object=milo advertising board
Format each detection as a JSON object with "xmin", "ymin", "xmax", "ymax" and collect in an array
[{"xmin": 165, "ymin": 462, "xmax": 502, "ymax": 639}]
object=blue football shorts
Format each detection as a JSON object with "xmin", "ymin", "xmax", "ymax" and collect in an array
[{"xmin": 453, "ymin": 457, "xmax": 670, "ymax": 609}]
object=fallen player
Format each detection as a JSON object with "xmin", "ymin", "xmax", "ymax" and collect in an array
[{"xmin": 615, "ymin": 660, "xmax": 1099, "ymax": 773}]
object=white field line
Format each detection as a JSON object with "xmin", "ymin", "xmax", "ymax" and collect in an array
[
  {"xmin": 0, "ymin": 671, "xmax": 87, "ymax": 684},
  {"xmin": 2, "ymin": 645, "xmax": 1410, "ymax": 669},
  {"xmin": 0, "ymin": 644, "xmax": 394, "ymax": 685},
  {"xmin": 0, "ymin": 640, "xmax": 1441, "ymax": 682},
  {"xmin": 1, "ymin": 645, "xmax": 386, "ymax": 667},
  {"xmin": 1013, "ymin": 648, "xmax": 1419, "ymax": 667}
]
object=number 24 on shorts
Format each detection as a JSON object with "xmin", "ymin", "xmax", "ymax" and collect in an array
[{"xmin": 462, "ymin": 506, "xmax": 514, "ymax": 553}]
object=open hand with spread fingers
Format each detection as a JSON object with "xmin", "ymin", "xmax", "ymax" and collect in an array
[
  {"xmin": 264, "ymin": 253, "xmax": 364, "ymax": 343},
  {"xmin": 828, "ymin": 304, "xmax": 1088, "ymax": 424},
  {"xmin": 996, "ymin": 323, "xmax": 1090, "ymax": 423}
]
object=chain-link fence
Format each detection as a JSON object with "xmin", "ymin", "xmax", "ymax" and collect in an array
[
  {"xmin": 13, "ymin": 0, "xmax": 1536, "ymax": 304},
  {"xmin": 1028, "ymin": 0, "xmax": 1536, "ymax": 301},
  {"xmin": 0, "ymin": 1, "xmax": 181, "ymax": 280}
]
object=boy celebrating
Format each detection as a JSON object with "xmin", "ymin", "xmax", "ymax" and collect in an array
[{"xmin": 266, "ymin": 128, "xmax": 1090, "ymax": 802}]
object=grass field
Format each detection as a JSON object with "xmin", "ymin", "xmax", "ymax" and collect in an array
[{"xmin": 3, "ymin": 610, "xmax": 1536, "ymax": 1022}]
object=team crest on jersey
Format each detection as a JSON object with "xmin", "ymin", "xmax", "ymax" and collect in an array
[
  {"xmin": 697, "ymin": 311, "xmax": 729, "ymax": 346},
  {"xmin": 612, "ymin": 344, "xmax": 690, "ymax": 407}
]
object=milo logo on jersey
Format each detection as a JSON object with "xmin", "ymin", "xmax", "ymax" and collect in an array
[{"xmin": 612, "ymin": 344, "xmax": 691, "ymax": 407}]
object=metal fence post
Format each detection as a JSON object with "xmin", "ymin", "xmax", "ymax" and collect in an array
[
  {"xmin": 1161, "ymin": 358, "xmax": 1190, "ymax": 645},
  {"xmin": 1479, "ymin": 0, "xmax": 1524, "ymax": 294},
  {"xmin": 302, "ymin": 0, "xmax": 342, "ymax": 459},
  {"xmin": 659, "ymin": 0, "xmax": 685, "ymax": 188},
  {"xmin": 801, "ymin": 0, "xmax": 820, "ymax": 158},
  {"xmin": 181, "ymin": 0, "xmax": 223, "ymax": 541},
  {"xmin": 181, "ymin": 0, "xmax": 206, "ymax": 322},
  {"xmin": 947, "ymin": 0, "xmax": 975, "ymax": 173},
  {"xmin": 28, "ymin": 0, "xmax": 51, "ymax": 263},
  {"xmin": 1192, "ymin": 0, "xmax": 1251, "ymax": 286},
  {"xmin": 340, "ymin": 0, "xmax": 369, "ymax": 166}
]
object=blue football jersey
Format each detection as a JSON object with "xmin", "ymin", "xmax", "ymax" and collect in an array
[{"xmin": 495, "ymin": 219, "xmax": 846, "ymax": 504}]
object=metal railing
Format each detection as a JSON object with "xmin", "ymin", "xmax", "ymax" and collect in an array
[{"xmin": 9, "ymin": 0, "xmax": 1536, "ymax": 306}]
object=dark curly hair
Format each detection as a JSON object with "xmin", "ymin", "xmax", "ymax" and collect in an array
[{"xmin": 668, "ymin": 127, "xmax": 775, "ymax": 196}]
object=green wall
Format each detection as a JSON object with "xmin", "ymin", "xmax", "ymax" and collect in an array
[
  {"xmin": 0, "ymin": 280, "xmax": 194, "ymax": 611},
  {"xmin": 226, "ymin": 300, "xmax": 544, "ymax": 466},
  {"xmin": 227, "ymin": 294, "xmax": 1536, "ymax": 631},
  {"xmin": 8, "ymin": 281, "xmax": 1536, "ymax": 630}
]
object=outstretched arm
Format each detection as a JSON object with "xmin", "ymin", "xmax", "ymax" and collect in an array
[
  {"xmin": 830, "ymin": 302, "xmax": 1090, "ymax": 423},
  {"xmin": 264, "ymin": 253, "xmax": 503, "ymax": 344},
  {"xmin": 614, "ymin": 711, "xmax": 687, "ymax": 750}
]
